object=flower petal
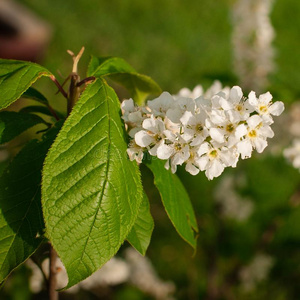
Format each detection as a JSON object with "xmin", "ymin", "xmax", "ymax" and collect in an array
[
  {"xmin": 135, "ymin": 130, "xmax": 154, "ymax": 147},
  {"xmin": 235, "ymin": 124, "xmax": 248, "ymax": 139},
  {"xmin": 157, "ymin": 144, "xmax": 174, "ymax": 160},
  {"xmin": 196, "ymin": 156, "xmax": 209, "ymax": 171},
  {"xmin": 121, "ymin": 98, "xmax": 135, "ymax": 112},
  {"xmin": 254, "ymin": 137, "xmax": 268, "ymax": 153},
  {"xmin": 247, "ymin": 115, "xmax": 262, "ymax": 128},
  {"xmin": 206, "ymin": 160, "xmax": 224, "ymax": 180},
  {"xmin": 237, "ymin": 140, "xmax": 253, "ymax": 159},
  {"xmin": 269, "ymin": 101, "xmax": 284, "ymax": 116},
  {"xmin": 259, "ymin": 126, "xmax": 274, "ymax": 138},
  {"xmin": 259, "ymin": 92, "xmax": 272, "ymax": 105},
  {"xmin": 198, "ymin": 142, "xmax": 210, "ymax": 156},
  {"xmin": 180, "ymin": 111, "xmax": 194, "ymax": 126},
  {"xmin": 210, "ymin": 128, "xmax": 225, "ymax": 143},
  {"xmin": 186, "ymin": 162, "xmax": 200, "ymax": 175},
  {"xmin": 229, "ymin": 86, "xmax": 243, "ymax": 103},
  {"xmin": 248, "ymin": 91, "xmax": 258, "ymax": 107}
]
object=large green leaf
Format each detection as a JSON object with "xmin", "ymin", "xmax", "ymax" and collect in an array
[
  {"xmin": 42, "ymin": 79, "xmax": 143, "ymax": 288},
  {"xmin": 127, "ymin": 192, "xmax": 154, "ymax": 256},
  {"xmin": 0, "ymin": 111, "xmax": 47, "ymax": 144},
  {"xmin": 0, "ymin": 60, "xmax": 52, "ymax": 109},
  {"xmin": 145, "ymin": 159, "xmax": 198, "ymax": 249},
  {"xmin": 0, "ymin": 122, "xmax": 63, "ymax": 283},
  {"xmin": 87, "ymin": 56, "xmax": 161, "ymax": 105}
]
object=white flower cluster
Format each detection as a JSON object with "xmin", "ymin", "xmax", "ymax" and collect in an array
[
  {"xmin": 283, "ymin": 139, "xmax": 300, "ymax": 171},
  {"xmin": 122, "ymin": 85, "xmax": 284, "ymax": 180},
  {"xmin": 27, "ymin": 249, "xmax": 175, "ymax": 300},
  {"xmin": 232, "ymin": 0, "xmax": 275, "ymax": 92},
  {"xmin": 239, "ymin": 253, "xmax": 274, "ymax": 292},
  {"xmin": 214, "ymin": 174, "xmax": 254, "ymax": 222}
]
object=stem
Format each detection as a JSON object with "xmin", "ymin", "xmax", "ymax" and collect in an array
[
  {"xmin": 67, "ymin": 73, "xmax": 81, "ymax": 114},
  {"xmin": 77, "ymin": 76, "xmax": 95, "ymax": 87},
  {"xmin": 50, "ymin": 75, "xmax": 68, "ymax": 99},
  {"xmin": 47, "ymin": 104, "xmax": 60, "ymax": 121},
  {"xmin": 48, "ymin": 245, "xmax": 58, "ymax": 300}
]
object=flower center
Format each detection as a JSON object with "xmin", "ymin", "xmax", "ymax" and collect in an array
[
  {"xmin": 153, "ymin": 134, "xmax": 162, "ymax": 142},
  {"xmin": 174, "ymin": 142, "xmax": 182, "ymax": 151},
  {"xmin": 248, "ymin": 130, "xmax": 257, "ymax": 138},
  {"xmin": 259, "ymin": 105, "xmax": 268, "ymax": 113},
  {"xmin": 195, "ymin": 123, "xmax": 203, "ymax": 133},
  {"xmin": 236, "ymin": 104, "xmax": 243, "ymax": 112},
  {"xmin": 209, "ymin": 149, "xmax": 218, "ymax": 158},
  {"xmin": 226, "ymin": 123, "xmax": 235, "ymax": 133}
]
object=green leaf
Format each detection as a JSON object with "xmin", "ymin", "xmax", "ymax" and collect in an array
[
  {"xmin": 87, "ymin": 56, "xmax": 161, "ymax": 105},
  {"xmin": 127, "ymin": 192, "xmax": 154, "ymax": 256},
  {"xmin": 19, "ymin": 106, "xmax": 54, "ymax": 117},
  {"xmin": 0, "ymin": 60, "xmax": 52, "ymax": 109},
  {"xmin": 0, "ymin": 111, "xmax": 47, "ymax": 144},
  {"xmin": 145, "ymin": 159, "xmax": 198, "ymax": 249},
  {"xmin": 87, "ymin": 56, "xmax": 136, "ymax": 76},
  {"xmin": 21, "ymin": 87, "xmax": 48, "ymax": 105},
  {"xmin": 19, "ymin": 106, "xmax": 65, "ymax": 120},
  {"xmin": 0, "ymin": 122, "xmax": 63, "ymax": 283},
  {"xmin": 42, "ymin": 79, "xmax": 143, "ymax": 288}
]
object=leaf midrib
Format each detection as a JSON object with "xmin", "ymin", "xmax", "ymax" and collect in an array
[{"xmin": 74, "ymin": 81, "xmax": 113, "ymax": 274}]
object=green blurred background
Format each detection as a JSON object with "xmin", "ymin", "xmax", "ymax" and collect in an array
[{"xmin": 1, "ymin": 0, "xmax": 300, "ymax": 299}]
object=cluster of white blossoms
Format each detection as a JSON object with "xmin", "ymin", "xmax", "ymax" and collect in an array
[
  {"xmin": 232, "ymin": 0, "xmax": 275, "ymax": 92},
  {"xmin": 121, "ymin": 84, "xmax": 284, "ymax": 180},
  {"xmin": 283, "ymin": 139, "xmax": 300, "ymax": 171}
]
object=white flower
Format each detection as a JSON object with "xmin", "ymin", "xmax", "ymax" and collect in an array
[
  {"xmin": 166, "ymin": 96, "xmax": 195, "ymax": 123},
  {"xmin": 121, "ymin": 85, "xmax": 284, "ymax": 180},
  {"xmin": 236, "ymin": 115, "xmax": 274, "ymax": 159},
  {"xmin": 121, "ymin": 98, "xmax": 135, "ymax": 121},
  {"xmin": 135, "ymin": 117, "xmax": 166, "ymax": 156},
  {"xmin": 127, "ymin": 140, "xmax": 144, "ymax": 163},
  {"xmin": 220, "ymin": 86, "xmax": 254, "ymax": 121},
  {"xmin": 206, "ymin": 110, "xmax": 241, "ymax": 147},
  {"xmin": 121, "ymin": 98, "xmax": 148, "ymax": 138},
  {"xmin": 160, "ymin": 131, "xmax": 190, "ymax": 173},
  {"xmin": 283, "ymin": 139, "xmax": 300, "ymax": 170},
  {"xmin": 177, "ymin": 85, "xmax": 203, "ymax": 99},
  {"xmin": 196, "ymin": 142, "xmax": 231, "ymax": 180},
  {"xmin": 180, "ymin": 110, "xmax": 209, "ymax": 146},
  {"xmin": 185, "ymin": 147, "xmax": 200, "ymax": 175},
  {"xmin": 248, "ymin": 91, "xmax": 284, "ymax": 124},
  {"xmin": 147, "ymin": 92, "xmax": 175, "ymax": 118},
  {"xmin": 214, "ymin": 175, "xmax": 254, "ymax": 221},
  {"xmin": 203, "ymin": 80, "xmax": 230, "ymax": 99},
  {"xmin": 240, "ymin": 254, "xmax": 274, "ymax": 292}
]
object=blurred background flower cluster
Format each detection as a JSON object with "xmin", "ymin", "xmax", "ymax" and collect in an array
[{"xmin": 1, "ymin": 0, "xmax": 300, "ymax": 299}]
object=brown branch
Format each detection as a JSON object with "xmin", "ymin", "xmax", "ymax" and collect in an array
[
  {"xmin": 46, "ymin": 104, "xmax": 60, "ymax": 121},
  {"xmin": 48, "ymin": 245, "xmax": 59, "ymax": 300},
  {"xmin": 76, "ymin": 76, "xmax": 95, "ymax": 87},
  {"xmin": 50, "ymin": 75, "xmax": 68, "ymax": 99}
]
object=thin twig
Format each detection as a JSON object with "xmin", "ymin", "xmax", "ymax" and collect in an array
[
  {"xmin": 48, "ymin": 245, "xmax": 58, "ymax": 300},
  {"xmin": 50, "ymin": 75, "xmax": 68, "ymax": 99},
  {"xmin": 55, "ymin": 74, "xmax": 71, "ymax": 95},
  {"xmin": 76, "ymin": 76, "xmax": 95, "ymax": 87},
  {"xmin": 46, "ymin": 104, "xmax": 60, "ymax": 121}
]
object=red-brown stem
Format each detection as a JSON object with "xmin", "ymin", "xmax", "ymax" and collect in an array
[
  {"xmin": 67, "ymin": 73, "xmax": 81, "ymax": 115},
  {"xmin": 76, "ymin": 76, "xmax": 95, "ymax": 87},
  {"xmin": 50, "ymin": 75, "xmax": 68, "ymax": 99},
  {"xmin": 46, "ymin": 104, "xmax": 60, "ymax": 121},
  {"xmin": 48, "ymin": 245, "xmax": 58, "ymax": 300}
]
